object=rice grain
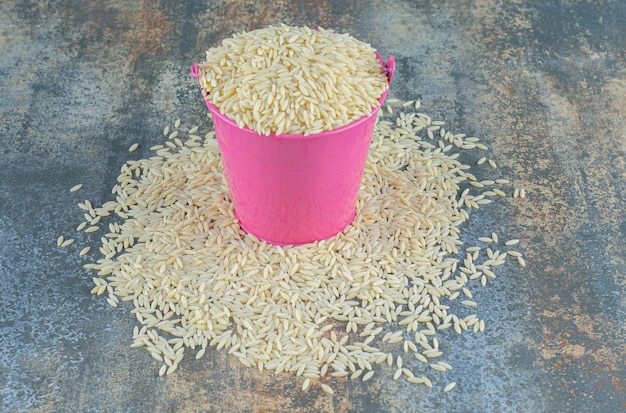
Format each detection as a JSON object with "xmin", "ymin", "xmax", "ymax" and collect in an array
[
  {"xmin": 321, "ymin": 384, "xmax": 334, "ymax": 395},
  {"xmin": 443, "ymin": 382, "xmax": 456, "ymax": 393}
]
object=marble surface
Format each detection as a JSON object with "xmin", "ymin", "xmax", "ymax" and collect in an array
[{"xmin": 1, "ymin": 1, "xmax": 624, "ymax": 412}]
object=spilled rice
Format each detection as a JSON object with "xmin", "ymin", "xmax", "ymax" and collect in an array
[{"xmin": 60, "ymin": 101, "xmax": 525, "ymax": 394}]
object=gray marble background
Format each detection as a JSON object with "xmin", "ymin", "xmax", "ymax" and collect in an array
[{"xmin": 1, "ymin": 1, "xmax": 624, "ymax": 412}]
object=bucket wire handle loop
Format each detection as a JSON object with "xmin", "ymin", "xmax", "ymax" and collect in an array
[{"xmin": 384, "ymin": 55, "xmax": 395, "ymax": 85}]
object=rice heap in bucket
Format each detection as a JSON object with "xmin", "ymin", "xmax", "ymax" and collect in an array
[
  {"xmin": 58, "ymin": 25, "xmax": 527, "ymax": 395},
  {"xmin": 197, "ymin": 25, "xmax": 389, "ymax": 135}
]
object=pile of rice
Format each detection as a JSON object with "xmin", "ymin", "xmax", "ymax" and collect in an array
[
  {"xmin": 197, "ymin": 25, "xmax": 390, "ymax": 136},
  {"xmin": 60, "ymin": 100, "xmax": 526, "ymax": 395}
]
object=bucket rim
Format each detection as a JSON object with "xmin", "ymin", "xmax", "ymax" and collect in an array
[{"xmin": 191, "ymin": 52, "xmax": 395, "ymax": 141}]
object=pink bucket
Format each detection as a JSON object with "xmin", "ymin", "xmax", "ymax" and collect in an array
[{"xmin": 192, "ymin": 53, "xmax": 395, "ymax": 246}]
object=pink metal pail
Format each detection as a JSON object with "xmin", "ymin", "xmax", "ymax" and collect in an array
[{"xmin": 192, "ymin": 53, "xmax": 395, "ymax": 246}]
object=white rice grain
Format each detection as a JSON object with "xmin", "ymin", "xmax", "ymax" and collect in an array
[
  {"xmin": 443, "ymin": 382, "xmax": 456, "ymax": 393},
  {"xmin": 393, "ymin": 368, "xmax": 403, "ymax": 380},
  {"xmin": 321, "ymin": 384, "xmax": 334, "ymax": 395}
]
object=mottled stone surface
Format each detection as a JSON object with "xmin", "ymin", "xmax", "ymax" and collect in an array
[{"xmin": 1, "ymin": 1, "xmax": 624, "ymax": 412}]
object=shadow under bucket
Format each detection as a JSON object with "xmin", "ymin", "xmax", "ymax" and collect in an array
[{"xmin": 192, "ymin": 53, "xmax": 395, "ymax": 246}]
